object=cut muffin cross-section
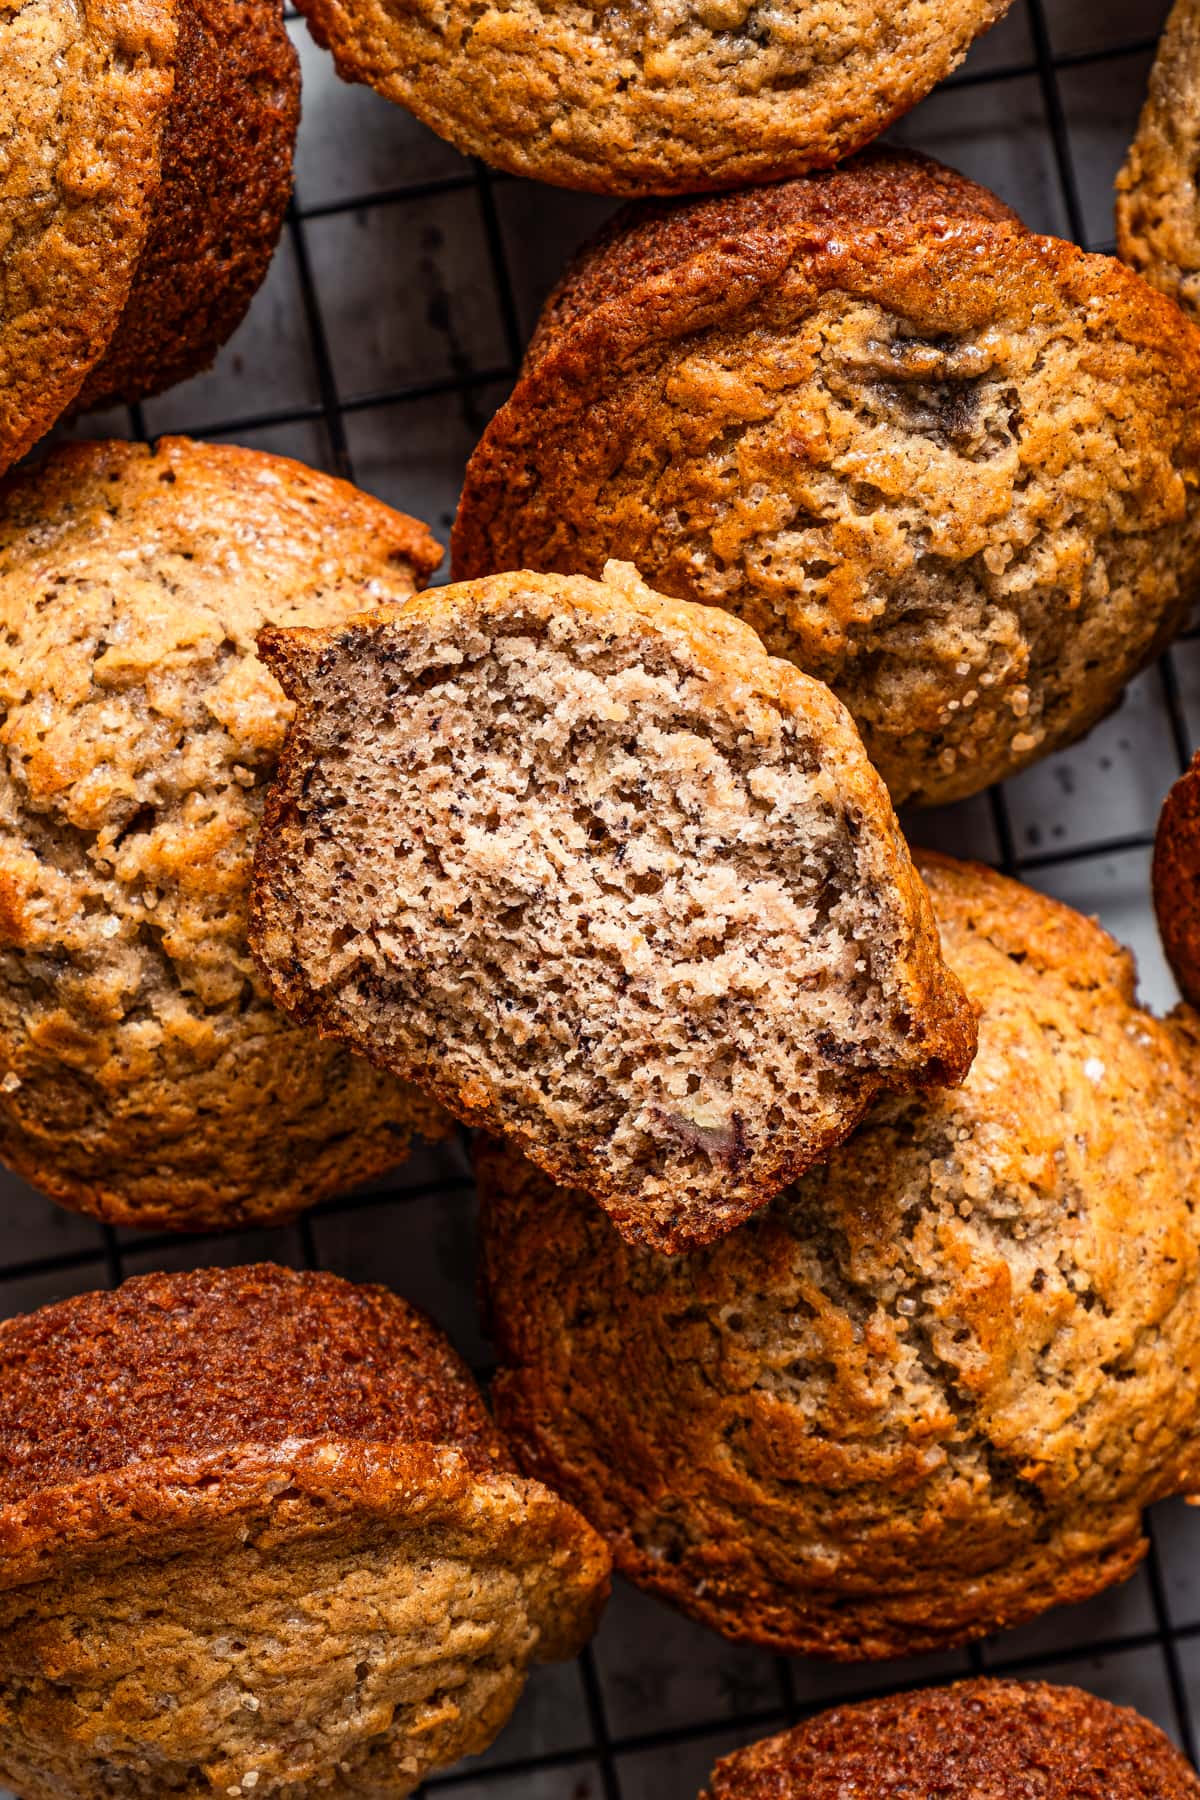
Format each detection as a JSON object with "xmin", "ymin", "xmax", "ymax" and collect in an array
[{"xmin": 251, "ymin": 561, "xmax": 975, "ymax": 1252}]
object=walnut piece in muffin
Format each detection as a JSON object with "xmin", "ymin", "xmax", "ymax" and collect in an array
[{"xmin": 251, "ymin": 560, "xmax": 974, "ymax": 1254}]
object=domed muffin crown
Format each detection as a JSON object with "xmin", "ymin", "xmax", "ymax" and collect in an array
[
  {"xmin": 0, "ymin": 1264, "xmax": 511, "ymax": 1506},
  {"xmin": 454, "ymin": 150, "xmax": 1200, "ymax": 806},
  {"xmin": 703, "ymin": 1680, "xmax": 1200, "ymax": 1799},
  {"xmin": 0, "ymin": 1265, "xmax": 610, "ymax": 1799},
  {"xmin": 0, "ymin": 437, "xmax": 447, "ymax": 1232}
]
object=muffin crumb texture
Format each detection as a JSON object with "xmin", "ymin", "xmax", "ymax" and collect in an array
[
  {"xmin": 252, "ymin": 562, "xmax": 973, "ymax": 1252},
  {"xmin": 479, "ymin": 853, "xmax": 1200, "ymax": 1656},
  {"xmin": 454, "ymin": 152, "xmax": 1200, "ymax": 805},
  {"xmin": 0, "ymin": 436, "xmax": 448, "ymax": 1231}
]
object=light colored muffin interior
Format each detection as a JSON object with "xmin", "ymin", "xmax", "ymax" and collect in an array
[{"xmin": 257, "ymin": 569, "xmax": 966, "ymax": 1243}]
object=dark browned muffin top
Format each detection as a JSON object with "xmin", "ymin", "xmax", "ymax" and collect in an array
[
  {"xmin": 525, "ymin": 149, "xmax": 1023, "ymax": 374},
  {"xmin": 703, "ymin": 1680, "xmax": 1200, "ymax": 1798},
  {"xmin": 0, "ymin": 1264, "xmax": 511, "ymax": 1505}
]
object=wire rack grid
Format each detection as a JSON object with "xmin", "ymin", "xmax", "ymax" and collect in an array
[{"xmin": 9, "ymin": 0, "xmax": 1200, "ymax": 1793}]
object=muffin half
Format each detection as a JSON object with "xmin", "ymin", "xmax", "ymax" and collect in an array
[
  {"xmin": 0, "ymin": 436, "xmax": 449, "ymax": 1232},
  {"xmin": 479, "ymin": 800, "xmax": 1200, "ymax": 1656},
  {"xmin": 250, "ymin": 560, "xmax": 974, "ymax": 1253},
  {"xmin": 0, "ymin": 1264, "xmax": 609, "ymax": 1798},
  {"xmin": 0, "ymin": 0, "xmax": 298, "ymax": 473},
  {"xmin": 702, "ymin": 1680, "xmax": 1200, "ymax": 1798},
  {"xmin": 455, "ymin": 150, "xmax": 1200, "ymax": 805}
]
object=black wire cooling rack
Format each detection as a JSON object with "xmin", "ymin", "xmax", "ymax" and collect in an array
[{"xmin": 8, "ymin": 0, "xmax": 1200, "ymax": 1792}]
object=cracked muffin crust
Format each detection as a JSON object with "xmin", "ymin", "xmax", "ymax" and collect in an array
[
  {"xmin": 454, "ymin": 150, "xmax": 1200, "ymax": 806},
  {"xmin": 0, "ymin": 0, "xmax": 297, "ymax": 474},
  {"xmin": 478, "ymin": 845, "xmax": 1200, "ymax": 1657},
  {"xmin": 250, "ymin": 561, "xmax": 975, "ymax": 1254},
  {"xmin": 0, "ymin": 436, "xmax": 449, "ymax": 1233},
  {"xmin": 295, "ymin": 0, "xmax": 1011, "ymax": 195},
  {"xmin": 1117, "ymin": 0, "xmax": 1200, "ymax": 325},
  {"xmin": 0, "ymin": 1264, "xmax": 610, "ymax": 1799},
  {"xmin": 701, "ymin": 1680, "xmax": 1200, "ymax": 1798}
]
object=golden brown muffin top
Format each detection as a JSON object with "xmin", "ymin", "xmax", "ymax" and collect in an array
[
  {"xmin": 702, "ymin": 1680, "xmax": 1200, "ymax": 1798},
  {"xmin": 0, "ymin": 1264, "xmax": 512, "ymax": 1506},
  {"xmin": 454, "ymin": 151, "xmax": 1200, "ymax": 807},
  {"xmin": 1156, "ymin": 750, "xmax": 1200, "ymax": 1009},
  {"xmin": 0, "ymin": 1264, "xmax": 612, "ymax": 1799},
  {"xmin": 0, "ymin": 436, "xmax": 445, "ymax": 1232},
  {"xmin": 480, "ymin": 853, "xmax": 1200, "ymax": 1657},
  {"xmin": 0, "ymin": 434, "xmax": 439, "ymax": 996},
  {"xmin": 295, "ymin": 0, "xmax": 1011, "ymax": 195},
  {"xmin": 0, "ymin": 1263, "xmax": 611, "ymax": 1665},
  {"xmin": 73, "ymin": 0, "xmax": 300, "ymax": 413},
  {"xmin": 523, "ymin": 149, "xmax": 1023, "ymax": 372},
  {"xmin": 0, "ymin": 0, "xmax": 176, "ymax": 472},
  {"xmin": 1117, "ymin": 0, "xmax": 1200, "ymax": 323}
]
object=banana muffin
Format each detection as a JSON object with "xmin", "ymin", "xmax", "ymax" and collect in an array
[
  {"xmin": 454, "ymin": 150, "xmax": 1200, "ymax": 806},
  {"xmin": 250, "ymin": 560, "xmax": 975, "ymax": 1254},
  {"xmin": 1156, "ymin": 749, "xmax": 1200, "ymax": 1007},
  {"xmin": 295, "ymin": 0, "xmax": 1011, "ymax": 195},
  {"xmin": 0, "ymin": 1264, "xmax": 610, "ymax": 1799},
  {"xmin": 702, "ymin": 1681, "xmax": 1200, "ymax": 1799},
  {"xmin": 0, "ymin": 436, "xmax": 449, "ymax": 1233},
  {"xmin": 1117, "ymin": 0, "xmax": 1200, "ymax": 324},
  {"xmin": 1, "ymin": 0, "xmax": 298, "ymax": 475},
  {"xmin": 478, "ymin": 830, "xmax": 1200, "ymax": 1657}
]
